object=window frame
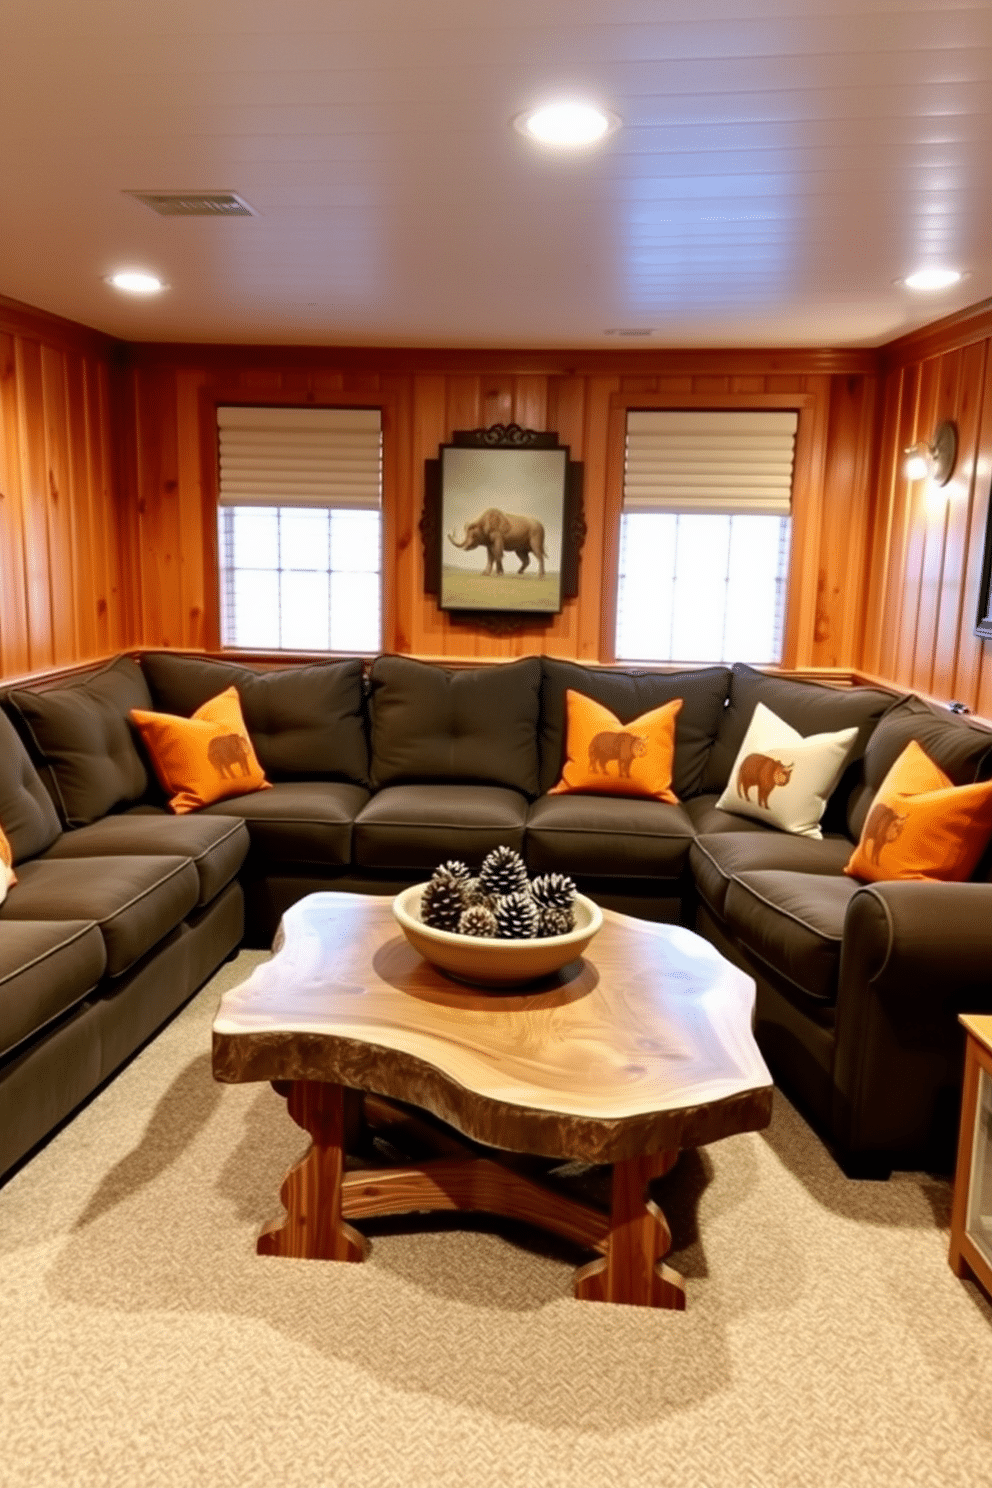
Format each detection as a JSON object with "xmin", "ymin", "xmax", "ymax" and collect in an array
[
  {"xmin": 199, "ymin": 387, "xmax": 398, "ymax": 656},
  {"xmin": 600, "ymin": 390, "xmax": 823, "ymax": 668}
]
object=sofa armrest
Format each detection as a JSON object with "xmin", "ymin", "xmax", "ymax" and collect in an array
[{"xmin": 832, "ymin": 882, "xmax": 992, "ymax": 1161}]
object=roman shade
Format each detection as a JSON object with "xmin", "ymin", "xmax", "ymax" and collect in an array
[
  {"xmin": 623, "ymin": 410, "xmax": 799, "ymax": 515},
  {"xmin": 217, "ymin": 405, "xmax": 382, "ymax": 509}
]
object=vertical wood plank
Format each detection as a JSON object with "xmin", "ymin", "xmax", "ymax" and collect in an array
[
  {"xmin": 811, "ymin": 374, "xmax": 877, "ymax": 668},
  {"xmin": 859, "ymin": 366, "xmax": 905, "ymax": 677},
  {"xmin": 930, "ymin": 342, "xmax": 986, "ymax": 701},
  {"xmin": 63, "ymin": 351, "xmax": 97, "ymax": 659},
  {"xmin": 14, "ymin": 337, "xmax": 55, "ymax": 669},
  {"xmin": 0, "ymin": 331, "xmax": 31, "ymax": 675},
  {"xmin": 175, "ymin": 370, "xmax": 209, "ymax": 650},
  {"xmin": 40, "ymin": 344, "xmax": 78, "ymax": 660},
  {"xmin": 875, "ymin": 364, "xmax": 922, "ymax": 683},
  {"xmin": 894, "ymin": 356, "xmax": 939, "ymax": 688}
]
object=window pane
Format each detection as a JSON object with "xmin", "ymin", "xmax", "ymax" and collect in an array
[
  {"xmin": 330, "ymin": 509, "xmax": 380, "ymax": 572},
  {"xmin": 616, "ymin": 514, "xmax": 675, "ymax": 661},
  {"xmin": 725, "ymin": 516, "xmax": 789, "ymax": 662},
  {"xmin": 280, "ymin": 509, "xmax": 330, "ymax": 571},
  {"xmin": 231, "ymin": 570, "xmax": 280, "ymax": 648},
  {"xmin": 615, "ymin": 511, "xmax": 788, "ymax": 664},
  {"xmin": 671, "ymin": 515, "xmax": 730, "ymax": 662},
  {"xmin": 231, "ymin": 508, "xmax": 279, "ymax": 569},
  {"xmin": 281, "ymin": 570, "xmax": 330, "ymax": 650},
  {"xmin": 330, "ymin": 571, "xmax": 380, "ymax": 652},
  {"xmin": 219, "ymin": 504, "xmax": 382, "ymax": 652}
]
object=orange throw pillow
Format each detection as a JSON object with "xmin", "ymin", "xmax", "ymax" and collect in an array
[
  {"xmin": 0, "ymin": 824, "xmax": 16, "ymax": 903},
  {"xmin": 130, "ymin": 686, "xmax": 271, "ymax": 815},
  {"xmin": 845, "ymin": 739, "xmax": 992, "ymax": 883},
  {"xmin": 549, "ymin": 689, "xmax": 682, "ymax": 802}
]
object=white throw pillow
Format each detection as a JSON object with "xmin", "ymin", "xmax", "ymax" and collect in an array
[{"xmin": 715, "ymin": 702, "xmax": 858, "ymax": 838}]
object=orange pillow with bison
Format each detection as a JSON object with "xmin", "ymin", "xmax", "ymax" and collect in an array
[
  {"xmin": 845, "ymin": 739, "xmax": 992, "ymax": 883},
  {"xmin": 130, "ymin": 686, "xmax": 271, "ymax": 815},
  {"xmin": 0, "ymin": 824, "xmax": 16, "ymax": 904},
  {"xmin": 548, "ymin": 689, "xmax": 682, "ymax": 802}
]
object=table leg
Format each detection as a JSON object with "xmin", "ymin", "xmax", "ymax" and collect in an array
[
  {"xmin": 573, "ymin": 1148, "xmax": 685, "ymax": 1309},
  {"xmin": 258, "ymin": 1080, "xmax": 369, "ymax": 1262}
]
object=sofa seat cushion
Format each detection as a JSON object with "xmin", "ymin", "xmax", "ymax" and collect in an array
[
  {"xmin": 723, "ymin": 869, "xmax": 859, "ymax": 1004},
  {"xmin": 199, "ymin": 781, "xmax": 369, "ymax": 867},
  {"xmin": 41, "ymin": 815, "xmax": 249, "ymax": 907},
  {"xmin": 691, "ymin": 830, "xmax": 855, "ymax": 919},
  {"xmin": 0, "ymin": 855, "xmax": 199, "ymax": 978},
  {"xmin": 354, "ymin": 785, "xmax": 528, "ymax": 870},
  {"xmin": 525, "ymin": 793, "xmax": 695, "ymax": 879},
  {"xmin": 0, "ymin": 919, "xmax": 107, "ymax": 1060},
  {"xmin": 6, "ymin": 657, "xmax": 153, "ymax": 826}
]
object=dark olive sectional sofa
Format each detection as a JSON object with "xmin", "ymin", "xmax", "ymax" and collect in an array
[{"xmin": 2, "ymin": 647, "xmax": 992, "ymax": 1185}]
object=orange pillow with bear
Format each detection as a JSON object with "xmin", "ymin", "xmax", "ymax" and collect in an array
[
  {"xmin": 549, "ymin": 689, "xmax": 682, "ymax": 802},
  {"xmin": 130, "ymin": 686, "xmax": 271, "ymax": 815},
  {"xmin": 845, "ymin": 739, "xmax": 992, "ymax": 883},
  {"xmin": 0, "ymin": 824, "xmax": 16, "ymax": 903}
]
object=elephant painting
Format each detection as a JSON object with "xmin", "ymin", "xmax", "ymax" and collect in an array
[
  {"xmin": 447, "ymin": 507, "xmax": 547, "ymax": 577},
  {"xmin": 207, "ymin": 731, "xmax": 252, "ymax": 779}
]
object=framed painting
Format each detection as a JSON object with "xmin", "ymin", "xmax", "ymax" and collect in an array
[{"xmin": 421, "ymin": 424, "xmax": 584, "ymax": 625}]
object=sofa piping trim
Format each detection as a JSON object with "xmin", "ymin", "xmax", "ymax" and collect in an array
[
  {"xmin": 727, "ymin": 874, "xmax": 846, "ymax": 947},
  {"xmin": 0, "ymin": 921, "xmax": 103, "ymax": 991}
]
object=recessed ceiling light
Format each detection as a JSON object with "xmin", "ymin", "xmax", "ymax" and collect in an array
[
  {"xmin": 106, "ymin": 270, "xmax": 166, "ymax": 295},
  {"xmin": 515, "ymin": 102, "xmax": 618, "ymax": 148},
  {"xmin": 902, "ymin": 267, "xmax": 962, "ymax": 292}
]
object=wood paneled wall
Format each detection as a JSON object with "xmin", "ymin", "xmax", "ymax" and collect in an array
[
  {"xmin": 119, "ymin": 344, "xmax": 880, "ymax": 667},
  {"xmin": 0, "ymin": 298, "xmax": 127, "ymax": 679},
  {"xmin": 861, "ymin": 302, "xmax": 992, "ymax": 715}
]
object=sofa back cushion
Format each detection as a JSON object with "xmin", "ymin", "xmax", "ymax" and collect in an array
[
  {"xmin": 0, "ymin": 710, "xmax": 63, "ymax": 861},
  {"xmin": 703, "ymin": 664, "xmax": 893, "ymax": 833},
  {"xmin": 139, "ymin": 652, "xmax": 370, "ymax": 787},
  {"xmin": 850, "ymin": 694, "xmax": 992, "ymax": 842},
  {"xmin": 539, "ymin": 659, "xmax": 730, "ymax": 799},
  {"xmin": 6, "ymin": 657, "xmax": 153, "ymax": 827},
  {"xmin": 368, "ymin": 655, "xmax": 542, "ymax": 795}
]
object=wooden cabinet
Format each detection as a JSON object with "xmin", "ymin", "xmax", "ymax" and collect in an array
[{"xmin": 949, "ymin": 1014, "xmax": 992, "ymax": 1300}]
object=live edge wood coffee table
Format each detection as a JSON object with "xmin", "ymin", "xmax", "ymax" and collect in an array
[{"xmin": 212, "ymin": 892, "xmax": 773, "ymax": 1310}]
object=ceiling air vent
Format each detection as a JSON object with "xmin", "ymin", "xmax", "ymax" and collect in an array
[{"xmin": 124, "ymin": 191, "xmax": 257, "ymax": 217}]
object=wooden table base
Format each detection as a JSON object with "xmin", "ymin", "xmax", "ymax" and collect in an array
[{"xmin": 259, "ymin": 1080, "xmax": 686, "ymax": 1310}]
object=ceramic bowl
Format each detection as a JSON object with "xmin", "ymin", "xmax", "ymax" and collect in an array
[{"xmin": 392, "ymin": 884, "xmax": 603, "ymax": 987}]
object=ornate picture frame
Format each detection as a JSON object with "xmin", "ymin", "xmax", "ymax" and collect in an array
[{"xmin": 421, "ymin": 424, "xmax": 585, "ymax": 630}]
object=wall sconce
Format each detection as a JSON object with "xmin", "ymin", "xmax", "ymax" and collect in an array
[{"xmin": 904, "ymin": 420, "xmax": 958, "ymax": 485}]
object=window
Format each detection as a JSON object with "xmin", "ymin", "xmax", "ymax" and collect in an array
[
  {"xmin": 217, "ymin": 406, "xmax": 382, "ymax": 652},
  {"xmin": 615, "ymin": 410, "xmax": 797, "ymax": 665}
]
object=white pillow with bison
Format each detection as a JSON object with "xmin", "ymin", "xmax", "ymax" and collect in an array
[{"xmin": 715, "ymin": 702, "xmax": 858, "ymax": 838}]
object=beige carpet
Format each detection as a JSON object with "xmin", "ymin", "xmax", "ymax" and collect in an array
[{"xmin": 1, "ymin": 951, "xmax": 990, "ymax": 1488}]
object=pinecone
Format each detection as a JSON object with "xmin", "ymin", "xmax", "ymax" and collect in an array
[
  {"xmin": 494, "ymin": 890, "xmax": 540, "ymax": 940},
  {"xmin": 479, "ymin": 846, "xmax": 529, "ymax": 899},
  {"xmin": 538, "ymin": 905, "xmax": 574, "ymax": 938},
  {"xmin": 458, "ymin": 904, "xmax": 498, "ymax": 938},
  {"xmin": 530, "ymin": 872, "xmax": 577, "ymax": 912},
  {"xmin": 463, "ymin": 876, "xmax": 495, "ymax": 910},
  {"xmin": 419, "ymin": 875, "xmax": 466, "ymax": 931},
  {"xmin": 432, "ymin": 859, "xmax": 472, "ymax": 888}
]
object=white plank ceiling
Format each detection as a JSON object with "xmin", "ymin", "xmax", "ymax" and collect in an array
[{"xmin": 2, "ymin": 0, "xmax": 990, "ymax": 347}]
